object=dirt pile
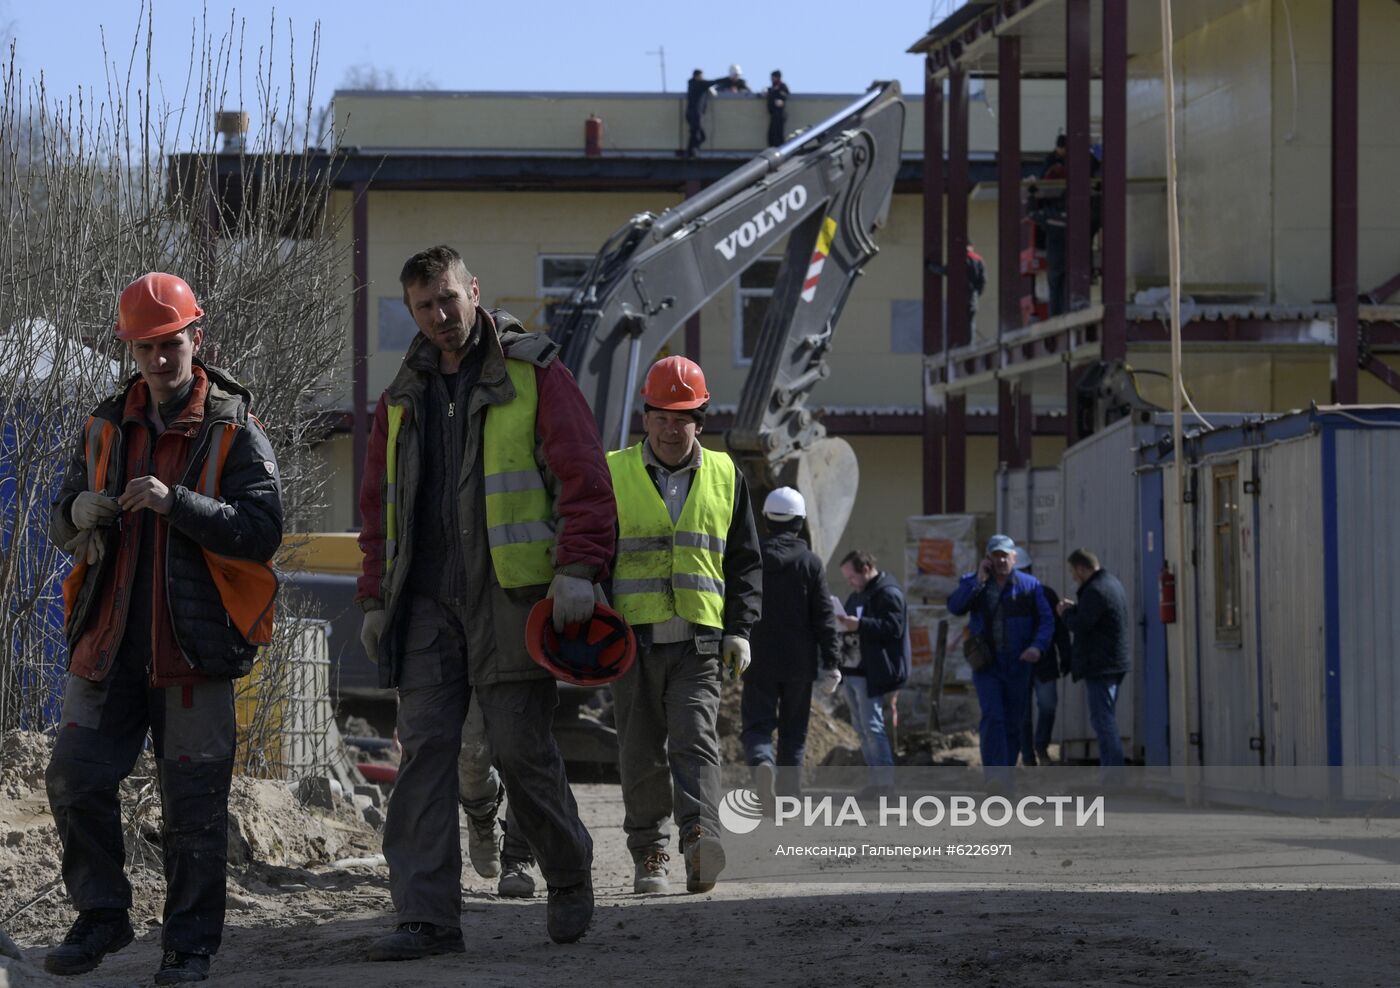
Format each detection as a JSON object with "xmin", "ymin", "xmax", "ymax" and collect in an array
[{"xmin": 0, "ymin": 730, "xmax": 381, "ymax": 950}]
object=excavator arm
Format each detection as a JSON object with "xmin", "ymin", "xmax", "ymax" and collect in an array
[{"xmin": 552, "ymin": 82, "xmax": 905, "ymax": 563}]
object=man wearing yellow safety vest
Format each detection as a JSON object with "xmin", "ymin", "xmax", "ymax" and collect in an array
[
  {"xmin": 45, "ymin": 273, "xmax": 283, "ymax": 985},
  {"xmin": 608, "ymin": 355, "xmax": 762, "ymax": 895},
  {"xmin": 356, "ymin": 246, "xmax": 615, "ymax": 955}
]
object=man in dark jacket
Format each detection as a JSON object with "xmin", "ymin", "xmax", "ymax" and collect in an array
[
  {"xmin": 45, "ymin": 273, "xmax": 282, "ymax": 985},
  {"xmin": 1057, "ymin": 548, "xmax": 1131, "ymax": 767},
  {"xmin": 836, "ymin": 550, "xmax": 908, "ymax": 795},
  {"xmin": 741, "ymin": 487, "xmax": 840, "ymax": 800},
  {"xmin": 763, "ymin": 70, "xmax": 790, "ymax": 147},
  {"xmin": 685, "ymin": 70, "xmax": 713, "ymax": 156},
  {"xmin": 947, "ymin": 535, "xmax": 1053, "ymax": 771},
  {"xmin": 357, "ymin": 246, "xmax": 615, "ymax": 954}
]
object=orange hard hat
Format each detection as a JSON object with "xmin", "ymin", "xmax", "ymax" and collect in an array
[
  {"xmin": 640, "ymin": 355, "xmax": 710, "ymax": 411},
  {"xmin": 525, "ymin": 598, "xmax": 637, "ymax": 687},
  {"xmin": 115, "ymin": 273, "xmax": 204, "ymax": 341}
]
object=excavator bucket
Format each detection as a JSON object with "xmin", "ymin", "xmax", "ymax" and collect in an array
[{"xmin": 790, "ymin": 437, "xmax": 859, "ymax": 567}]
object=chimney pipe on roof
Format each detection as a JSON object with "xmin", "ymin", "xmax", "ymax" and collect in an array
[{"xmin": 216, "ymin": 110, "xmax": 249, "ymax": 153}]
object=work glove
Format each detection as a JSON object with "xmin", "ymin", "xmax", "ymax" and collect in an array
[
  {"xmin": 62, "ymin": 528, "xmax": 105, "ymax": 567},
  {"xmin": 360, "ymin": 607, "xmax": 386, "ymax": 664},
  {"xmin": 548, "ymin": 573, "xmax": 596, "ymax": 632},
  {"xmin": 816, "ymin": 666, "xmax": 842, "ymax": 696},
  {"xmin": 721, "ymin": 636, "xmax": 751, "ymax": 682},
  {"xmin": 70, "ymin": 491, "xmax": 120, "ymax": 530}
]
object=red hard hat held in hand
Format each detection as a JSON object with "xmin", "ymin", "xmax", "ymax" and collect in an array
[
  {"xmin": 526, "ymin": 598, "xmax": 638, "ymax": 687},
  {"xmin": 115, "ymin": 273, "xmax": 204, "ymax": 341},
  {"xmin": 641, "ymin": 355, "xmax": 709, "ymax": 411}
]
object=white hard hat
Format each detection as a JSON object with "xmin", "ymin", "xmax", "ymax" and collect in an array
[
  {"xmin": 763, "ymin": 486, "xmax": 806, "ymax": 520},
  {"xmin": 729, "ymin": 63, "xmax": 743, "ymax": 77}
]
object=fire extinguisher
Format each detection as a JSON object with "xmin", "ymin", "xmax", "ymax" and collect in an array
[
  {"xmin": 584, "ymin": 114, "xmax": 603, "ymax": 157},
  {"xmin": 1158, "ymin": 561, "xmax": 1177, "ymax": 624}
]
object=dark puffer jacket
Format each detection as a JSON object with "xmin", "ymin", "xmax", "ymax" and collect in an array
[
  {"xmin": 52, "ymin": 362, "xmax": 283, "ymax": 685},
  {"xmin": 747, "ymin": 528, "xmax": 838, "ymax": 682},
  {"xmin": 1062, "ymin": 568, "xmax": 1131, "ymax": 682}
]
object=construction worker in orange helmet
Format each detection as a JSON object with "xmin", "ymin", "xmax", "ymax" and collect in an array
[
  {"xmin": 605, "ymin": 355, "xmax": 762, "ymax": 895},
  {"xmin": 46, "ymin": 272, "xmax": 282, "ymax": 985}
]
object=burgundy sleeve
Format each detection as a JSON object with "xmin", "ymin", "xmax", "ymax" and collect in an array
[
  {"xmin": 534, "ymin": 360, "xmax": 616, "ymax": 582},
  {"xmin": 355, "ymin": 396, "xmax": 390, "ymax": 603}
]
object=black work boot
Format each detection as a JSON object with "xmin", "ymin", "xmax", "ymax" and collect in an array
[
  {"xmin": 367, "ymin": 922, "xmax": 466, "ymax": 962},
  {"xmin": 154, "ymin": 950, "xmax": 211, "ymax": 984},
  {"xmin": 546, "ymin": 878, "xmax": 593, "ymax": 944},
  {"xmin": 44, "ymin": 909, "xmax": 135, "ymax": 976}
]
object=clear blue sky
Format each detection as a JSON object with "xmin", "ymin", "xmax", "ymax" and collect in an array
[{"xmin": 9, "ymin": 1, "xmax": 940, "ymax": 134}]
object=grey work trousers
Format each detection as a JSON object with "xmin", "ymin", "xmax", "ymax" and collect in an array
[
  {"xmin": 611, "ymin": 639, "xmax": 723, "ymax": 857},
  {"xmin": 458, "ymin": 694, "xmax": 529, "ymax": 860},
  {"xmin": 45, "ymin": 653, "xmax": 235, "ymax": 955},
  {"xmin": 384, "ymin": 595, "xmax": 591, "ymax": 927}
]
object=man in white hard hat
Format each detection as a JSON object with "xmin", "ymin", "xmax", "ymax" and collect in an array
[{"xmin": 740, "ymin": 487, "xmax": 841, "ymax": 805}]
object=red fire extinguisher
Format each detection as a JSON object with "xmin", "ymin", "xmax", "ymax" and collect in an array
[
  {"xmin": 584, "ymin": 114, "xmax": 603, "ymax": 157},
  {"xmin": 1158, "ymin": 561, "xmax": 1177, "ymax": 624}
]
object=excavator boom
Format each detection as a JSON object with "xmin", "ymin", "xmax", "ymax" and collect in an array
[{"xmin": 552, "ymin": 82, "xmax": 905, "ymax": 562}]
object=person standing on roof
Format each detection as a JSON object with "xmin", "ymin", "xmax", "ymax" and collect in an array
[
  {"xmin": 607, "ymin": 355, "xmax": 762, "ymax": 895},
  {"xmin": 740, "ymin": 486, "xmax": 840, "ymax": 804},
  {"xmin": 685, "ymin": 69, "xmax": 714, "ymax": 157},
  {"xmin": 763, "ymin": 70, "xmax": 790, "ymax": 147},
  {"xmin": 356, "ymin": 245, "xmax": 615, "ymax": 956},
  {"xmin": 45, "ymin": 272, "xmax": 283, "ymax": 985},
  {"xmin": 685, "ymin": 65, "xmax": 751, "ymax": 157},
  {"xmin": 714, "ymin": 63, "xmax": 751, "ymax": 94}
]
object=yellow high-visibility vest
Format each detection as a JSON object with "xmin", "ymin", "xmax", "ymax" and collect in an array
[
  {"xmin": 383, "ymin": 359, "xmax": 555, "ymax": 589},
  {"xmin": 607, "ymin": 442, "xmax": 733, "ymax": 629}
]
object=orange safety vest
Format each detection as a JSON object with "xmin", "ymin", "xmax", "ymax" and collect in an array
[{"xmin": 62, "ymin": 415, "xmax": 277, "ymax": 649}]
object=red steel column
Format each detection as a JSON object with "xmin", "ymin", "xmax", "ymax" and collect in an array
[
  {"xmin": 946, "ymin": 64, "xmax": 971, "ymax": 512},
  {"xmin": 922, "ymin": 58, "xmax": 946, "ymax": 514},
  {"xmin": 998, "ymin": 378, "xmax": 1017, "ymax": 466},
  {"xmin": 1332, "ymin": 0, "xmax": 1359, "ymax": 403},
  {"xmin": 1101, "ymin": 0, "xmax": 1128, "ymax": 361},
  {"xmin": 946, "ymin": 396, "xmax": 967, "ymax": 512},
  {"xmin": 1017, "ymin": 388, "xmax": 1034, "ymax": 466},
  {"xmin": 1065, "ymin": 0, "xmax": 1092, "ymax": 311},
  {"xmin": 998, "ymin": 35, "xmax": 1023, "ymax": 339}
]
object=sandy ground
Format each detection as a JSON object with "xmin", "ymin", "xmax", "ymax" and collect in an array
[{"xmin": 5, "ymin": 717, "xmax": 1400, "ymax": 986}]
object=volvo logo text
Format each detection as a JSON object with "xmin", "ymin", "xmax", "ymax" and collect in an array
[{"xmin": 713, "ymin": 185, "xmax": 809, "ymax": 261}]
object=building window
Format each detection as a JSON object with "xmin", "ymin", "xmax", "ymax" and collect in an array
[
  {"xmin": 538, "ymin": 255, "xmax": 594, "ymax": 330},
  {"xmin": 734, "ymin": 258, "xmax": 782, "ymax": 366},
  {"xmin": 1211, "ymin": 465, "xmax": 1242, "ymax": 642}
]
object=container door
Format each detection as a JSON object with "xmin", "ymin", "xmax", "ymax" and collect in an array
[{"xmin": 1198, "ymin": 456, "xmax": 1264, "ymax": 774}]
